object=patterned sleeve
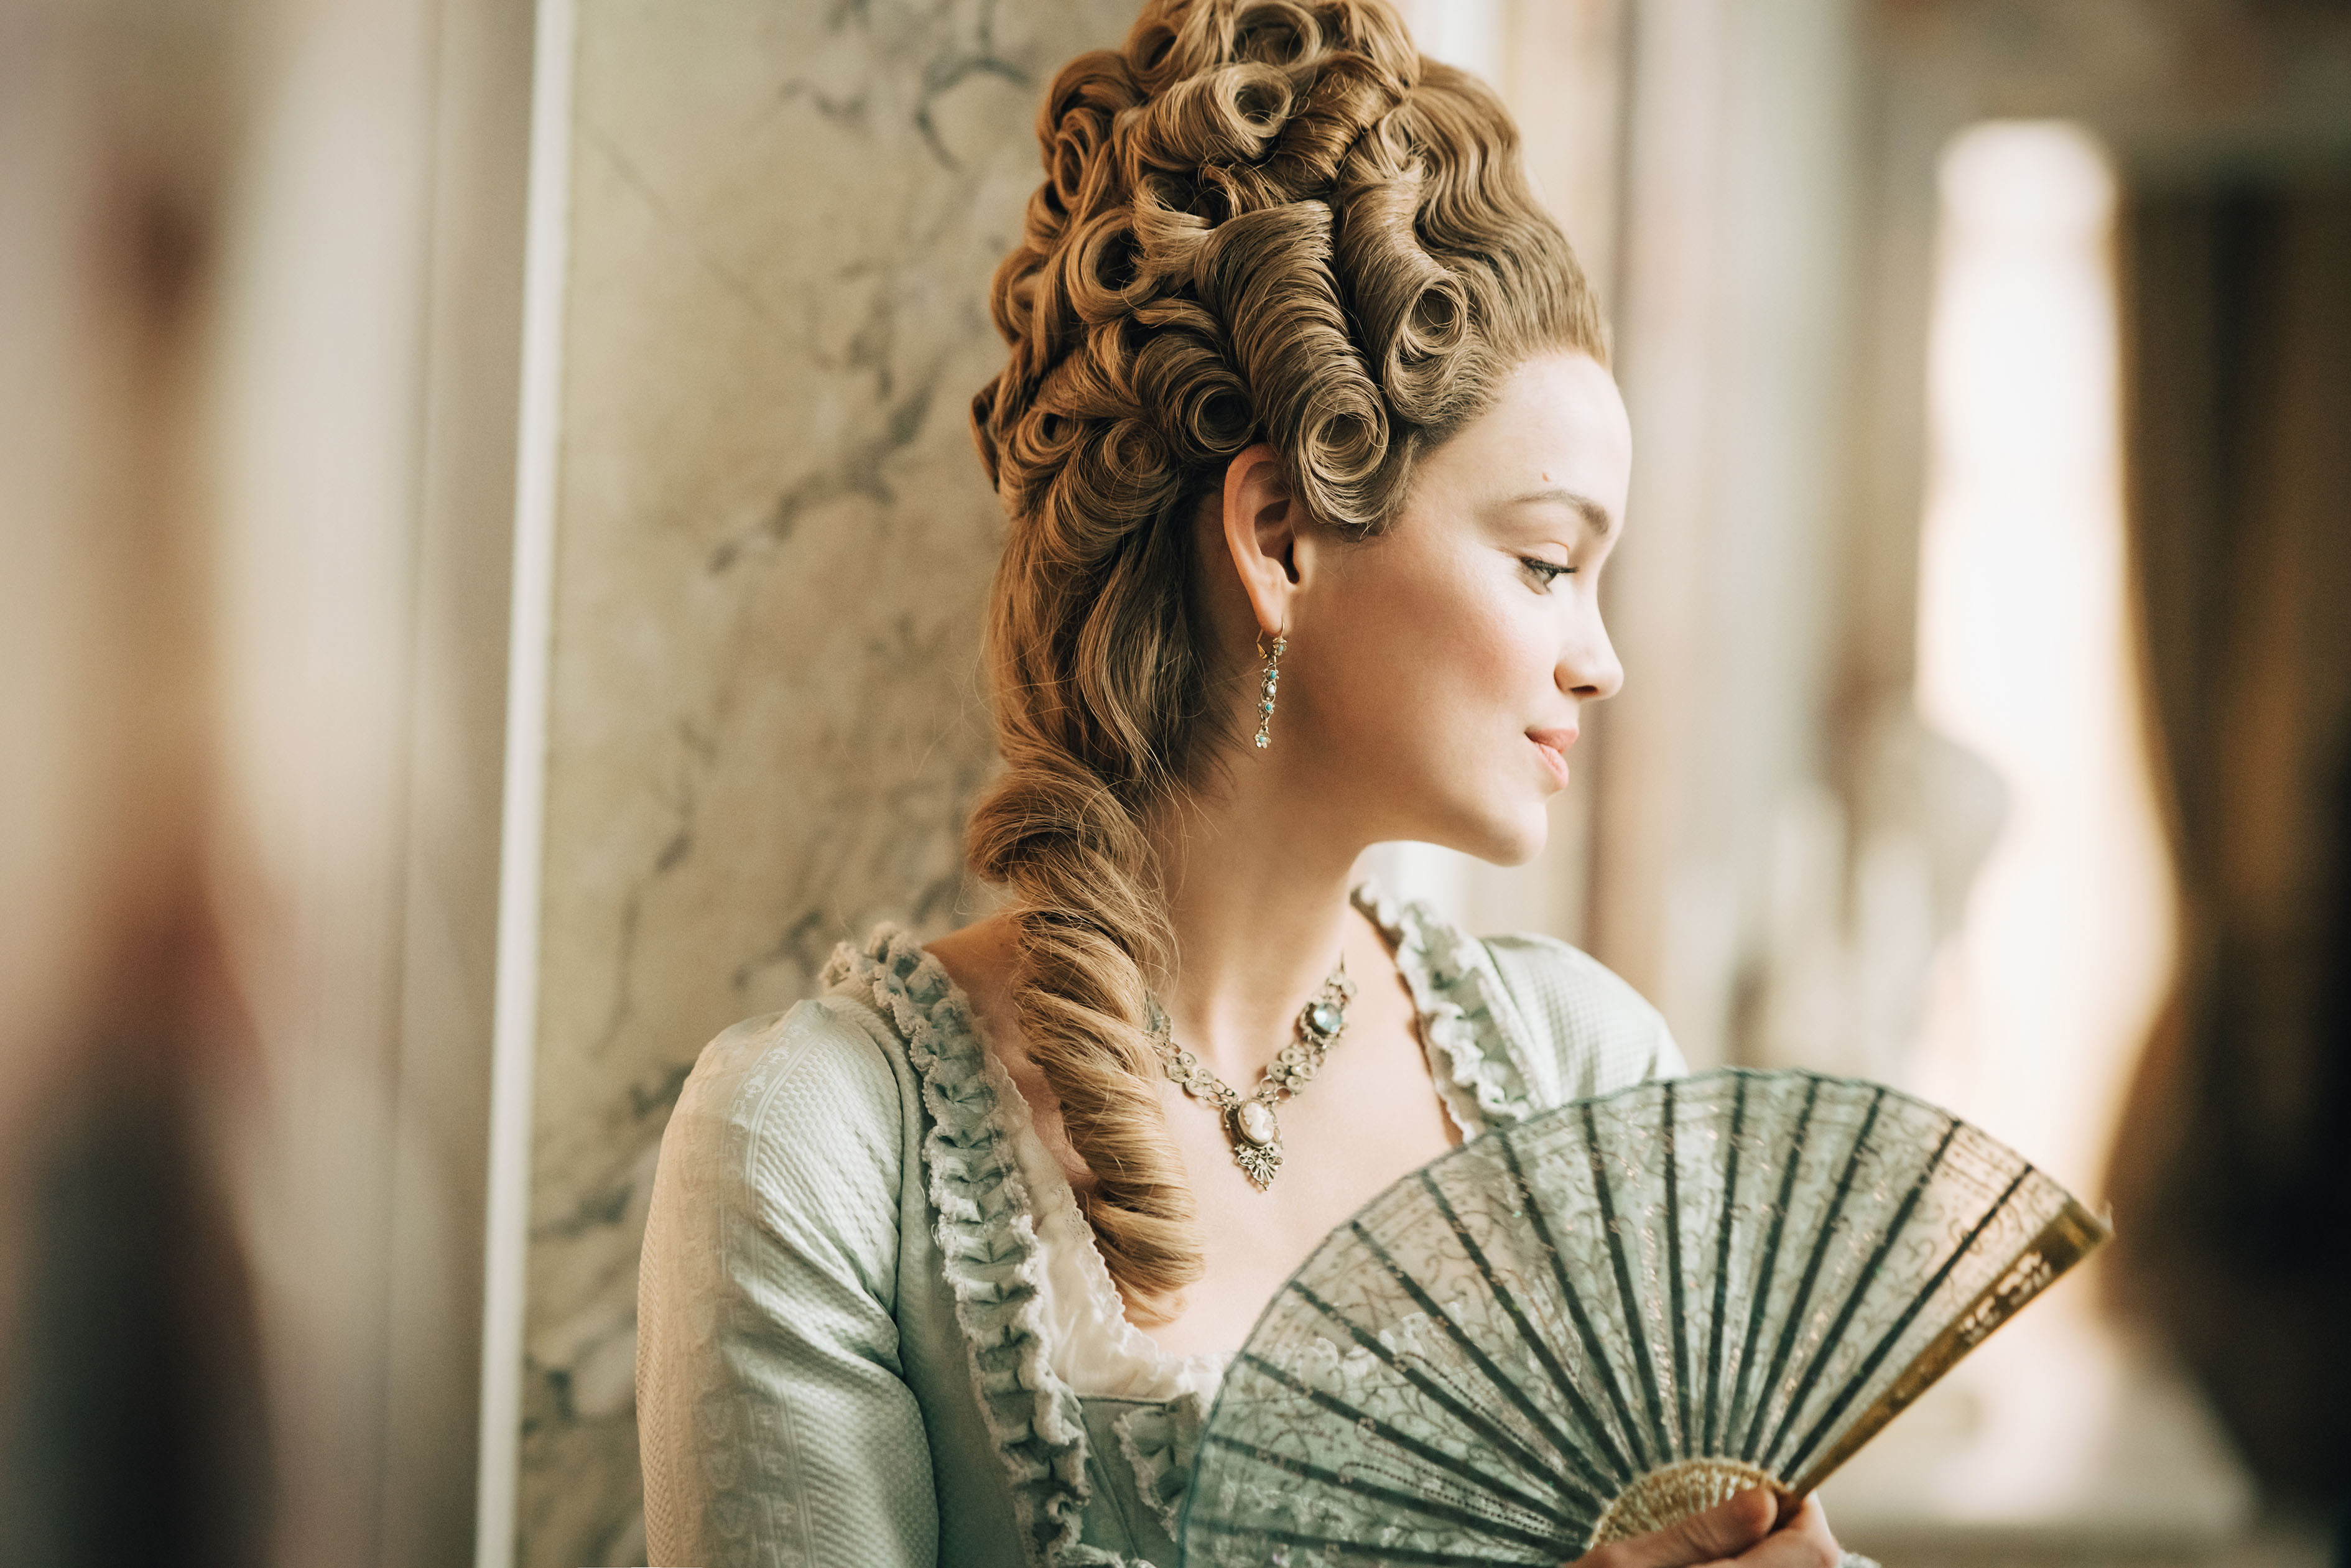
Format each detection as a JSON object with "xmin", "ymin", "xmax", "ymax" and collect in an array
[
  {"xmin": 636, "ymin": 1002, "xmax": 939, "ymax": 1568},
  {"xmin": 1480, "ymin": 932, "xmax": 1687, "ymax": 1100}
]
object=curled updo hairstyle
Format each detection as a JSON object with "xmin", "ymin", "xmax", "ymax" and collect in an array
[{"xmin": 966, "ymin": 0, "xmax": 1605, "ymax": 1312}]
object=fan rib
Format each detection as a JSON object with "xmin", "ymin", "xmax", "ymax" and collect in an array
[
  {"xmin": 1492, "ymin": 1141, "xmax": 1653, "ymax": 1483},
  {"xmin": 1776, "ymin": 1162, "xmax": 2034, "ymax": 1483},
  {"xmin": 1227, "ymin": 1348, "xmax": 1581, "ymax": 1529},
  {"xmin": 1663, "ymin": 1080, "xmax": 1693, "ymax": 1459},
  {"xmin": 1738, "ymin": 1088, "xmax": 1888, "ymax": 1462},
  {"xmin": 1289, "ymin": 1279, "xmax": 1611, "ymax": 1513},
  {"xmin": 1700, "ymin": 1073, "xmax": 1751, "ymax": 1455},
  {"xmin": 1760, "ymin": 1115, "xmax": 1960, "ymax": 1468},
  {"xmin": 1407, "ymin": 1178, "xmax": 1638, "ymax": 1486},
  {"xmin": 1188, "ymin": 1517, "xmax": 1558, "ymax": 1567},
  {"xmin": 1351, "ymin": 1217, "xmax": 1628, "ymax": 1491},
  {"xmin": 1196, "ymin": 1430, "xmax": 1570, "ymax": 1550},
  {"xmin": 1580, "ymin": 1100, "xmax": 1672, "ymax": 1468},
  {"xmin": 1723, "ymin": 1077, "xmax": 1822, "ymax": 1459}
]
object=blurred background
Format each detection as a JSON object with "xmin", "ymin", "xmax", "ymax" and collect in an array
[{"xmin": 2, "ymin": 0, "xmax": 2345, "ymax": 1566}]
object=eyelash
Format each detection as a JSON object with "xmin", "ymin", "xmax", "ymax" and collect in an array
[{"xmin": 1520, "ymin": 558, "xmax": 1576, "ymax": 590}]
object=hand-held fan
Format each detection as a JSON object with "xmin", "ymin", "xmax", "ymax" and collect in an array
[{"xmin": 1177, "ymin": 1069, "xmax": 2110, "ymax": 1566}]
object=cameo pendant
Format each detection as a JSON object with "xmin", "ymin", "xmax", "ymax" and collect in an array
[
  {"xmin": 1148, "ymin": 960, "xmax": 1353, "ymax": 1192},
  {"xmin": 1229, "ymin": 1100, "xmax": 1283, "ymax": 1189}
]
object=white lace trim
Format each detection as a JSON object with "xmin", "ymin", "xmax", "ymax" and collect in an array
[
  {"xmin": 1352, "ymin": 879, "xmax": 1541, "ymax": 1136},
  {"xmin": 981, "ymin": 1045, "xmax": 1234, "ymax": 1404}
]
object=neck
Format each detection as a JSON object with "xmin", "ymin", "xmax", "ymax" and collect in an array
[{"xmin": 1145, "ymin": 756, "xmax": 1373, "ymax": 1085}]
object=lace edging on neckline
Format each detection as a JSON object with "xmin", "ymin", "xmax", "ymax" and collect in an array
[
  {"xmin": 1351, "ymin": 881, "xmax": 1540, "ymax": 1136},
  {"xmin": 823, "ymin": 926, "xmax": 1087, "ymax": 1568},
  {"xmin": 985, "ymin": 1046, "xmax": 1233, "ymax": 1404},
  {"xmin": 1110, "ymin": 1396, "xmax": 1206, "ymax": 1541}
]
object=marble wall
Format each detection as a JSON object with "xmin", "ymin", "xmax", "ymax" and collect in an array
[{"xmin": 515, "ymin": 2, "xmax": 1135, "ymax": 1562}]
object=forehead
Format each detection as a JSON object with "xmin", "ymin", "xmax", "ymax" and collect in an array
[{"xmin": 1406, "ymin": 351, "xmax": 1631, "ymax": 527}]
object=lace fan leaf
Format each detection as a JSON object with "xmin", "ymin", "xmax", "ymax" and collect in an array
[{"xmin": 1177, "ymin": 1067, "xmax": 2110, "ymax": 1566}]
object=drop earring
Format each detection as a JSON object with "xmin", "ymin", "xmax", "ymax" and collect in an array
[{"xmin": 1253, "ymin": 629, "xmax": 1286, "ymax": 751}]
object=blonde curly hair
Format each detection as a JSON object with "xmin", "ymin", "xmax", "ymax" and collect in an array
[{"xmin": 965, "ymin": 0, "xmax": 1605, "ymax": 1314}]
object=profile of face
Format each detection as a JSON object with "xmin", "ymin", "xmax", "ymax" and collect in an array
[{"xmin": 1217, "ymin": 350, "xmax": 1631, "ymax": 866}]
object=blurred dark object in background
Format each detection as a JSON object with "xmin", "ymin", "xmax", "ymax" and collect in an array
[
  {"xmin": 4, "ymin": 1027, "xmax": 272, "ymax": 1567},
  {"xmin": 2110, "ymin": 167, "xmax": 2351, "ymax": 1518}
]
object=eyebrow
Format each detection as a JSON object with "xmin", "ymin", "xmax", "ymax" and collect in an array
[{"xmin": 1497, "ymin": 485, "xmax": 1618, "ymax": 540}]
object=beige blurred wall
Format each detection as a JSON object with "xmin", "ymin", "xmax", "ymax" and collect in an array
[
  {"xmin": 382, "ymin": 2, "xmax": 537, "ymax": 1558},
  {"xmin": 1592, "ymin": 0, "xmax": 1876, "ymax": 1072},
  {"xmin": 0, "ymin": 0, "xmax": 532, "ymax": 1564},
  {"xmin": 208, "ymin": 0, "xmax": 534, "ymax": 1563}
]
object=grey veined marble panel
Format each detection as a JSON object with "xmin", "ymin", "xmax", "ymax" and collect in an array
[{"xmin": 517, "ymin": 2, "xmax": 1137, "ymax": 1562}]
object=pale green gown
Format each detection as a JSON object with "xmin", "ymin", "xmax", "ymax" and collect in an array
[{"xmin": 636, "ymin": 886, "xmax": 1690, "ymax": 1568}]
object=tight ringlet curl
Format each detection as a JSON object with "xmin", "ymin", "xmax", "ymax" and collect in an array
[{"xmin": 966, "ymin": 0, "xmax": 1605, "ymax": 1315}]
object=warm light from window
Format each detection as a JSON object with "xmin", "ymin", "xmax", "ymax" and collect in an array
[
  {"xmin": 1817, "ymin": 124, "xmax": 2248, "ymax": 1540},
  {"xmin": 1907, "ymin": 121, "xmax": 2176, "ymax": 1205},
  {"xmin": 1899, "ymin": 119, "xmax": 2172, "ymax": 1204}
]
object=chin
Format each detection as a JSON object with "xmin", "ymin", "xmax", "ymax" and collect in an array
[
  {"xmin": 1485, "ymin": 825, "xmax": 1549, "ymax": 868},
  {"xmin": 1442, "ymin": 799, "xmax": 1550, "ymax": 869}
]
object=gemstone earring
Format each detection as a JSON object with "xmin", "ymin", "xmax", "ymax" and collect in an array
[{"xmin": 1253, "ymin": 629, "xmax": 1286, "ymax": 751}]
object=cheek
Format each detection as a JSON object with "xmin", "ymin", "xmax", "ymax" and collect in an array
[{"xmin": 1307, "ymin": 554, "xmax": 1533, "ymax": 743}]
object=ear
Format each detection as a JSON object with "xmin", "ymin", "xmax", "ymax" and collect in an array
[{"xmin": 1218, "ymin": 443, "xmax": 1299, "ymax": 639}]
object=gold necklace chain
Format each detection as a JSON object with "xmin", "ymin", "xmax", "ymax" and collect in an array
[{"xmin": 1146, "ymin": 959, "xmax": 1357, "ymax": 1190}]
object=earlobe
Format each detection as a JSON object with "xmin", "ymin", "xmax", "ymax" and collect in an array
[{"xmin": 1221, "ymin": 443, "xmax": 1299, "ymax": 636}]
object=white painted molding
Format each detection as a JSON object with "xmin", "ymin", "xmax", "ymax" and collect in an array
[{"xmin": 475, "ymin": 0, "xmax": 576, "ymax": 1561}]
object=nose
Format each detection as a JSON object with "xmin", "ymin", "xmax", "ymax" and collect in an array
[{"xmin": 1558, "ymin": 610, "xmax": 1623, "ymax": 702}]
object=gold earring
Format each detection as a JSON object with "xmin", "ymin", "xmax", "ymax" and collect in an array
[{"xmin": 1253, "ymin": 629, "xmax": 1286, "ymax": 751}]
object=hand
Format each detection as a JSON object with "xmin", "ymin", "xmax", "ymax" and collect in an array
[{"xmin": 1562, "ymin": 1488, "xmax": 1844, "ymax": 1568}]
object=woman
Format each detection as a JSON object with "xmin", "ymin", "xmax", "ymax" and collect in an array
[{"xmin": 637, "ymin": 2, "xmax": 1857, "ymax": 1564}]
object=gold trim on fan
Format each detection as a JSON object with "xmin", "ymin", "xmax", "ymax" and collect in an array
[
  {"xmin": 1786, "ymin": 1196, "xmax": 2114, "ymax": 1496},
  {"xmin": 1587, "ymin": 1458, "xmax": 1786, "ymax": 1549},
  {"xmin": 1583, "ymin": 1200, "xmax": 2110, "ymax": 1551}
]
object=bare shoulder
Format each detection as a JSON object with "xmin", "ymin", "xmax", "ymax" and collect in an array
[
  {"xmin": 922, "ymin": 909, "xmax": 1021, "ymax": 1041},
  {"xmin": 922, "ymin": 910, "xmax": 1044, "ymax": 1105},
  {"xmin": 923, "ymin": 909, "xmax": 1093, "ymax": 1182}
]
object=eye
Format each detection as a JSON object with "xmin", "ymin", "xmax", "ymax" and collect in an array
[{"xmin": 1518, "ymin": 557, "xmax": 1575, "ymax": 591}]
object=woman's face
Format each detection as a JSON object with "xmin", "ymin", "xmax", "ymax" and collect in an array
[{"xmin": 1278, "ymin": 350, "xmax": 1631, "ymax": 865}]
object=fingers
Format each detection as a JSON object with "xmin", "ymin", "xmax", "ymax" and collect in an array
[
  {"xmin": 1572, "ymin": 1486, "xmax": 1779, "ymax": 1568},
  {"xmin": 1733, "ymin": 1494, "xmax": 1843, "ymax": 1568}
]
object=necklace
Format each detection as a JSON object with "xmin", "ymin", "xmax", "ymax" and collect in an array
[{"xmin": 1146, "ymin": 958, "xmax": 1358, "ymax": 1190}]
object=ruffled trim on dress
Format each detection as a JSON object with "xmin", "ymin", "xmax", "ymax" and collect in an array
[
  {"xmin": 985, "ymin": 1045, "xmax": 1231, "ymax": 1406},
  {"xmin": 823, "ymin": 927, "xmax": 1088, "ymax": 1568},
  {"xmin": 1351, "ymin": 881, "xmax": 1540, "ymax": 1136},
  {"xmin": 1110, "ymin": 1394, "xmax": 1207, "ymax": 1541}
]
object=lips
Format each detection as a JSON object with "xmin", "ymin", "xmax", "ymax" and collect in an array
[{"xmin": 1528, "ymin": 726, "xmax": 1578, "ymax": 788}]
